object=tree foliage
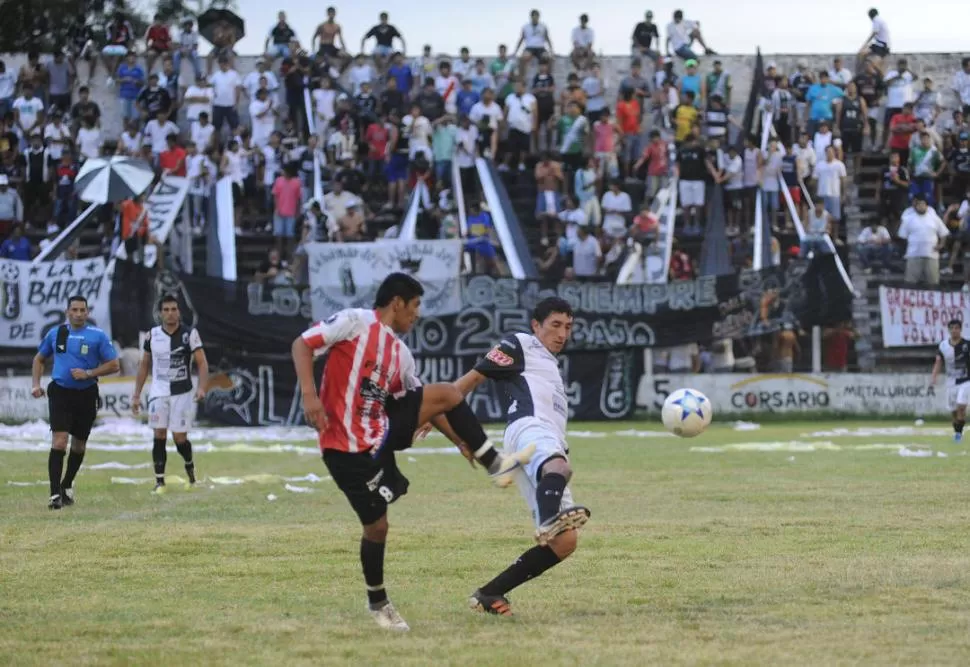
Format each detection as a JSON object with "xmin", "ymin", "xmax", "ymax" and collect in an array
[{"xmin": 0, "ymin": 0, "xmax": 148, "ymax": 54}]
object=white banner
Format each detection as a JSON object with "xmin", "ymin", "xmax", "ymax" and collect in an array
[
  {"xmin": 0, "ymin": 257, "xmax": 113, "ymax": 348},
  {"xmin": 879, "ymin": 286, "xmax": 970, "ymax": 347},
  {"xmin": 305, "ymin": 240, "xmax": 463, "ymax": 319},
  {"xmin": 638, "ymin": 372, "xmax": 946, "ymax": 416},
  {"xmin": 115, "ymin": 175, "xmax": 191, "ymax": 268},
  {"xmin": 0, "ymin": 376, "xmax": 140, "ymax": 423}
]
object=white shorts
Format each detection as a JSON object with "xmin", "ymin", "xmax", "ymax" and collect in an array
[
  {"xmin": 956, "ymin": 383, "xmax": 970, "ymax": 408},
  {"xmin": 679, "ymin": 180, "xmax": 706, "ymax": 208},
  {"xmin": 946, "ymin": 386, "xmax": 959, "ymax": 411},
  {"xmin": 102, "ymin": 45, "xmax": 128, "ymax": 57},
  {"xmin": 503, "ymin": 418, "xmax": 574, "ymax": 528},
  {"xmin": 148, "ymin": 392, "xmax": 196, "ymax": 432}
]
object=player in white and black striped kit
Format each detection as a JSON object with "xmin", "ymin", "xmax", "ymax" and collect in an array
[
  {"xmin": 931, "ymin": 319, "xmax": 970, "ymax": 442},
  {"xmin": 453, "ymin": 297, "xmax": 590, "ymax": 617},
  {"xmin": 133, "ymin": 295, "xmax": 209, "ymax": 492}
]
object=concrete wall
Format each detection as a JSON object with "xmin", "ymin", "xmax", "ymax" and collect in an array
[{"xmin": 0, "ymin": 51, "xmax": 964, "ymax": 136}]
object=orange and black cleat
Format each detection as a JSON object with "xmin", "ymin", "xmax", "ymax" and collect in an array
[{"xmin": 469, "ymin": 589, "xmax": 514, "ymax": 617}]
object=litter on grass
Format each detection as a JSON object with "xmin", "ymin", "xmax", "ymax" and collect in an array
[
  {"xmin": 284, "ymin": 484, "xmax": 314, "ymax": 494},
  {"xmin": 89, "ymin": 462, "xmax": 152, "ymax": 470},
  {"xmin": 690, "ymin": 441, "xmax": 841, "ymax": 453},
  {"xmin": 732, "ymin": 421, "xmax": 762, "ymax": 431},
  {"xmin": 804, "ymin": 426, "xmax": 952, "ymax": 438}
]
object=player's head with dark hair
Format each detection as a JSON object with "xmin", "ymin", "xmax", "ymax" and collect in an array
[
  {"xmin": 868, "ymin": 8, "xmax": 878, "ymax": 18},
  {"xmin": 532, "ymin": 297, "xmax": 574, "ymax": 355},
  {"xmin": 159, "ymin": 294, "xmax": 181, "ymax": 326},
  {"xmin": 948, "ymin": 319, "xmax": 963, "ymax": 338},
  {"xmin": 374, "ymin": 273, "xmax": 424, "ymax": 334},
  {"xmin": 66, "ymin": 295, "xmax": 89, "ymax": 327}
]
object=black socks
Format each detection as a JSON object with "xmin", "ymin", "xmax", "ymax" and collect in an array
[
  {"xmin": 954, "ymin": 420, "xmax": 965, "ymax": 434},
  {"xmin": 479, "ymin": 545, "xmax": 562, "ymax": 597},
  {"xmin": 61, "ymin": 450, "xmax": 85, "ymax": 490},
  {"xmin": 153, "ymin": 438, "xmax": 167, "ymax": 484},
  {"xmin": 443, "ymin": 402, "xmax": 501, "ymax": 470},
  {"xmin": 176, "ymin": 440, "xmax": 195, "ymax": 483},
  {"xmin": 536, "ymin": 473, "xmax": 567, "ymax": 525},
  {"xmin": 361, "ymin": 538, "xmax": 388, "ymax": 607},
  {"xmin": 48, "ymin": 449, "xmax": 65, "ymax": 496}
]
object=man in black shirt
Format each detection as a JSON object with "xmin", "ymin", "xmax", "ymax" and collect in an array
[
  {"xmin": 137, "ymin": 74, "xmax": 172, "ymax": 121},
  {"xmin": 878, "ymin": 151, "xmax": 910, "ymax": 227},
  {"xmin": 631, "ymin": 11, "xmax": 660, "ymax": 66},
  {"xmin": 265, "ymin": 11, "xmax": 297, "ymax": 62},
  {"xmin": 949, "ymin": 132, "xmax": 970, "ymax": 195},
  {"xmin": 380, "ymin": 75, "xmax": 405, "ymax": 117},
  {"xmin": 361, "ymin": 12, "xmax": 405, "ymax": 74},
  {"xmin": 415, "ymin": 78, "xmax": 445, "ymax": 123},
  {"xmin": 675, "ymin": 130, "xmax": 710, "ymax": 233},
  {"xmin": 837, "ymin": 82, "xmax": 868, "ymax": 170},
  {"xmin": 70, "ymin": 87, "xmax": 101, "ymax": 134},
  {"xmin": 533, "ymin": 60, "xmax": 556, "ymax": 153},
  {"xmin": 853, "ymin": 59, "xmax": 884, "ymax": 149}
]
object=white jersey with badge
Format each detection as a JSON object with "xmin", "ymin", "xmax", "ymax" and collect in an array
[
  {"xmin": 145, "ymin": 325, "xmax": 204, "ymax": 398},
  {"xmin": 474, "ymin": 333, "xmax": 568, "ymax": 445},
  {"xmin": 937, "ymin": 338, "xmax": 970, "ymax": 387}
]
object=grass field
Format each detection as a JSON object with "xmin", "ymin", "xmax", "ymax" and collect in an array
[{"xmin": 2, "ymin": 419, "xmax": 970, "ymax": 666}]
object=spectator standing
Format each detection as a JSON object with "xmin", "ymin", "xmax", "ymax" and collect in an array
[
  {"xmin": 534, "ymin": 153, "xmax": 564, "ymax": 246},
  {"xmin": 47, "ymin": 52, "xmax": 74, "ymax": 116},
  {"xmin": 828, "ymin": 58, "xmax": 853, "ymax": 89},
  {"xmin": 877, "ymin": 151, "xmax": 910, "ymax": 229},
  {"xmin": 159, "ymin": 133, "xmax": 187, "ymax": 177},
  {"xmin": 103, "ymin": 13, "xmax": 135, "ymax": 85},
  {"xmin": 503, "ymin": 79, "xmax": 537, "ymax": 172},
  {"xmin": 813, "ymin": 144, "xmax": 847, "ymax": 238},
  {"xmin": 452, "ymin": 48, "xmax": 474, "ymax": 81},
  {"xmin": 887, "ymin": 102, "xmax": 917, "ymax": 165},
  {"xmin": 836, "ymin": 82, "xmax": 868, "ymax": 171},
  {"xmin": 52, "ymin": 153, "xmax": 78, "ymax": 227},
  {"xmin": 574, "ymin": 156, "xmax": 601, "ymax": 227},
  {"xmin": 859, "ymin": 8, "xmax": 891, "ymax": 72},
  {"xmin": 13, "ymin": 83, "xmax": 45, "ymax": 146},
  {"xmin": 175, "ymin": 19, "xmax": 203, "ymax": 82},
  {"xmin": 908, "ymin": 131, "xmax": 944, "ymax": 207},
  {"xmin": 143, "ymin": 110, "xmax": 178, "ymax": 163},
  {"xmin": 616, "ymin": 91, "xmax": 642, "ymax": 178},
  {"xmin": 456, "ymin": 79, "xmax": 480, "ymax": 119},
  {"xmin": 387, "ymin": 53, "xmax": 414, "ymax": 98},
  {"xmin": 572, "ymin": 223, "xmax": 601, "ymax": 278},
  {"xmin": 675, "ymin": 132, "xmax": 709, "ymax": 235},
  {"xmin": 243, "ymin": 60, "xmax": 279, "ymax": 104},
  {"xmin": 70, "ymin": 87, "xmax": 101, "ymax": 134},
  {"xmin": 431, "ymin": 115, "xmax": 458, "ymax": 188},
  {"xmin": 515, "ymin": 10, "xmax": 554, "ymax": 78},
  {"xmin": 435, "ymin": 62, "xmax": 460, "ymax": 116},
  {"xmin": 883, "ymin": 59, "xmax": 914, "ymax": 143},
  {"xmin": 854, "ymin": 59, "xmax": 884, "ymax": 150},
  {"xmin": 272, "ymin": 164, "xmax": 302, "ymax": 255},
  {"xmin": 571, "ymin": 15, "xmax": 595, "ymax": 71},
  {"xmin": 805, "ymin": 71, "xmax": 843, "ymax": 137},
  {"xmin": 801, "ymin": 199, "xmax": 833, "ymax": 258},
  {"xmin": 183, "ymin": 74, "xmax": 215, "ymax": 130},
  {"xmin": 532, "ymin": 60, "xmax": 556, "ymax": 152},
  {"xmin": 0, "ymin": 175, "xmax": 24, "ymax": 232},
  {"xmin": 209, "ymin": 58, "xmax": 242, "ymax": 138},
  {"xmin": 44, "ymin": 111, "xmax": 71, "ymax": 165},
  {"xmin": 823, "ymin": 322, "xmax": 855, "ymax": 372},
  {"xmin": 952, "ymin": 58, "xmax": 970, "ymax": 117},
  {"xmin": 0, "ymin": 60, "xmax": 15, "ymax": 118},
  {"xmin": 619, "ymin": 59, "xmax": 650, "ymax": 112},
  {"xmin": 857, "ymin": 221, "xmax": 893, "ymax": 273},
  {"xmin": 897, "ymin": 194, "xmax": 948, "ymax": 285},
  {"xmin": 761, "ymin": 138, "xmax": 784, "ymax": 228},
  {"xmin": 717, "ymin": 144, "xmax": 745, "ymax": 236},
  {"xmin": 115, "ymin": 53, "xmax": 144, "ymax": 123},
  {"xmin": 601, "ymin": 178, "xmax": 632, "ymax": 241},
  {"xmin": 913, "ymin": 77, "xmax": 941, "ymax": 126},
  {"xmin": 770, "ymin": 77, "xmax": 795, "ymax": 146},
  {"xmin": 948, "ymin": 131, "xmax": 970, "ymax": 196},
  {"xmin": 137, "ymin": 73, "xmax": 172, "ymax": 122},
  {"xmin": 76, "ymin": 118, "xmax": 102, "ymax": 161},
  {"xmin": 704, "ymin": 59, "xmax": 732, "ymax": 109},
  {"xmin": 635, "ymin": 130, "xmax": 668, "ymax": 202}
]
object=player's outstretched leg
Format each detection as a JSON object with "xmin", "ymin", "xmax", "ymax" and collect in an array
[
  {"xmin": 415, "ymin": 384, "xmax": 535, "ymax": 487},
  {"xmin": 152, "ymin": 434, "xmax": 168, "ymax": 494},
  {"xmin": 361, "ymin": 514, "xmax": 409, "ymax": 632},
  {"xmin": 59, "ymin": 436, "xmax": 88, "ymax": 507},
  {"xmin": 174, "ymin": 436, "xmax": 197, "ymax": 485},
  {"xmin": 470, "ymin": 456, "xmax": 589, "ymax": 617}
]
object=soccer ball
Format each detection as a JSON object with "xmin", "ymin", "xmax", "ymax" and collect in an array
[{"xmin": 662, "ymin": 389, "xmax": 713, "ymax": 438}]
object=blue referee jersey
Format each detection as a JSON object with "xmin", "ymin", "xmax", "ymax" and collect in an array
[{"xmin": 38, "ymin": 325, "xmax": 118, "ymax": 390}]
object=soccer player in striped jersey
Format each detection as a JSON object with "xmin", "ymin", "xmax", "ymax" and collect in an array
[
  {"xmin": 291, "ymin": 273, "xmax": 533, "ymax": 632},
  {"xmin": 133, "ymin": 295, "xmax": 209, "ymax": 493},
  {"xmin": 454, "ymin": 297, "xmax": 590, "ymax": 617},
  {"xmin": 931, "ymin": 319, "xmax": 970, "ymax": 442}
]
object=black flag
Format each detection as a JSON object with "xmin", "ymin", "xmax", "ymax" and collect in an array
[{"xmin": 737, "ymin": 48, "xmax": 765, "ymax": 152}]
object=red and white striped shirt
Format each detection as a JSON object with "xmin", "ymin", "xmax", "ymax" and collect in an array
[{"xmin": 301, "ymin": 308, "xmax": 420, "ymax": 453}]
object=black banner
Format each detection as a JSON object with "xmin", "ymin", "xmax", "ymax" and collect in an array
[{"xmin": 200, "ymin": 349, "xmax": 640, "ymax": 426}]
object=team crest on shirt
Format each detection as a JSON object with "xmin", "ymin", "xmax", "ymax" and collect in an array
[
  {"xmin": 486, "ymin": 346, "xmax": 514, "ymax": 367},
  {"xmin": 182, "ymin": 332, "xmax": 189, "ymax": 344}
]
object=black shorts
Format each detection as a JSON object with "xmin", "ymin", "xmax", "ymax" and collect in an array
[
  {"xmin": 323, "ymin": 448, "xmax": 410, "ymax": 525},
  {"xmin": 509, "ymin": 129, "xmax": 531, "ymax": 155},
  {"xmin": 841, "ymin": 131, "xmax": 863, "ymax": 154},
  {"xmin": 318, "ymin": 44, "xmax": 340, "ymax": 59},
  {"xmin": 231, "ymin": 182, "xmax": 243, "ymax": 201},
  {"xmin": 383, "ymin": 387, "xmax": 423, "ymax": 453},
  {"xmin": 48, "ymin": 381, "xmax": 99, "ymax": 440},
  {"xmin": 869, "ymin": 43, "xmax": 889, "ymax": 58},
  {"xmin": 526, "ymin": 47, "xmax": 547, "ymax": 60}
]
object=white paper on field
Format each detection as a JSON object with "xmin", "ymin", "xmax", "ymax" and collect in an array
[
  {"xmin": 804, "ymin": 427, "xmax": 952, "ymax": 438},
  {"xmin": 6, "ymin": 480, "xmax": 47, "ymax": 486},
  {"xmin": 898, "ymin": 447, "xmax": 934, "ymax": 458},
  {"xmin": 733, "ymin": 421, "xmax": 761, "ymax": 431},
  {"xmin": 566, "ymin": 430, "xmax": 607, "ymax": 438},
  {"xmin": 691, "ymin": 441, "xmax": 841, "ymax": 453},
  {"xmin": 267, "ymin": 494, "xmax": 278, "ymax": 501},
  {"xmin": 407, "ymin": 457, "xmax": 417, "ymax": 463},
  {"xmin": 937, "ymin": 451, "xmax": 948, "ymax": 458},
  {"xmin": 284, "ymin": 484, "xmax": 314, "ymax": 493},
  {"xmin": 613, "ymin": 429, "xmax": 671, "ymax": 438},
  {"xmin": 281, "ymin": 473, "xmax": 330, "ymax": 483},
  {"xmin": 111, "ymin": 477, "xmax": 154, "ymax": 485}
]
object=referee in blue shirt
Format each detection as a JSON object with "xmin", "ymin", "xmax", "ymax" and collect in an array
[{"xmin": 32, "ymin": 295, "xmax": 120, "ymax": 510}]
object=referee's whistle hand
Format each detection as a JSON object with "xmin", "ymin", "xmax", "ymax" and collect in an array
[
  {"xmin": 31, "ymin": 386, "xmax": 45, "ymax": 399},
  {"xmin": 70, "ymin": 369, "xmax": 90, "ymax": 380}
]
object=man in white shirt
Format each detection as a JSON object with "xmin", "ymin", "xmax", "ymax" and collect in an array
[
  {"xmin": 312, "ymin": 80, "xmax": 337, "ymax": 144},
  {"xmin": 191, "ymin": 112, "xmax": 216, "ymax": 151},
  {"xmin": 402, "ymin": 104, "xmax": 431, "ymax": 161},
  {"xmin": 857, "ymin": 221, "xmax": 893, "ymax": 273},
  {"xmin": 572, "ymin": 223, "xmax": 601, "ymax": 277},
  {"xmin": 717, "ymin": 145, "xmax": 744, "ymax": 234},
  {"xmin": 812, "ymin": 121, "xmax": 842, "ymax": 164},
  {"xmin": 182, "ymin": 75, "xmax": 214, "ymax": 126},
  {"xmin": 76, "ymin": 121, "xmax": 102, "ymax": 161},
  {"xmin": 515, "ymin": 9, "xmax": 554, "ymax": 78},
  {"xmin": 503, "ymin": 79, "xmax": 536, "ymax": 172},
  {"xmin": 348, "ymin": 55, "xmax": 374, "ymax": 96},
  {"xmin": 952, "ymin": 58, "xmax": 970, "ymax": 117},
  {"xmin": 208, "ymin": 57, "xmax": 241, "ymax": 137},
  {"xmin": 883, "ymin": 58, "xmax": 914, "ymax": 137},
  {"xmin": 248, "ymin": 87, "xmax": 277, "ymax": 148},
  {"xmin": 451, "ymin": 48, "xmax": 474, "ymax": 81},
  {"xmin": 665, "ymin": 9, "xmax": 715, "ymax": 62},
  {"xmin": 243, "ymin": 59, "xmax": 279, "ymax": 102},
  {"xmin": 813, "ymin": 144, "xmax": 847, "ymax": 230},
  {"xmin": 469, "ymin": 89, "xmax": 502, "ymax": 158},
  {"xmin": 0, "ymin": 60, "xmax": 15, "ymax": 117},
  {"xmin": 600, "ymin": 179, "xmax": 632, "ymax": 240},
  {"xmin": 897, "ymin": 194, "xmax": 949, "ymax": 285},
  {"xmin": 13, "ymin": 84, "xmax": 45, "ymax": 146},
  {"xmin": 434, "ymin": 61, "xmax": 460, "ymax": 115},
  {"xmin": 454, "ymin": 115, "xmax": 479, "ymax": 189},
  {"xmin": 828, "ymin": 57, "xmax": 853, "ymax": 89},
  {"xmin": 860, "ymin": 8, "xmax": 891, "ymax": 72},
  {"xmin": 144, "ymin": 110, "xmax": 179, "ymax": 159},
  {"xmin": 43, "ymin": 113, "xmax": 71, "ymax": 163},
  {"xmin": 570, "ymin": 14, "xmax": 594, "ymax": 71}
]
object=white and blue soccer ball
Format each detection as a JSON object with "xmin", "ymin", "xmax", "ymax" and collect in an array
[{"xmin": 661, "ymin": 388, "xmax": 713, "ymax": 438}]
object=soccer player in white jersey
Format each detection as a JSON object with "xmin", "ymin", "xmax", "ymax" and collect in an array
[
  {"xmin": 291, "ymin": 273, "xmax": 533, "ymax": 632},
  {"xmin": 453, "ymin": 297, "xmax": 590, "ymax": 617},
  {"xmin": 133, "ymin": 295, "xmax": 209, "ymax": 492},
  {"xmin": 931, "ymin": 319, "xmax": 970, "ymax": 442}
]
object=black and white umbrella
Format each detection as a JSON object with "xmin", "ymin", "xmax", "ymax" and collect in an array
[{"xmin": 74, "ymin": 156, "xmax": 155, "ymax": 204}]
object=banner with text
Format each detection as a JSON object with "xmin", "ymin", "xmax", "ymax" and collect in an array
[
  {"xmin": 0, "ymin": 257, "xmax": 113, "ymax": 348},
  {"xmin": 879, "ymin": 286, "xmax": 970, "ymax": 347},
  {"xmin": 306, "ymin": 240, "xmax": 464, "ymax": 317},
  {"xmin": 200, "ymin": 350, "xmax": 639, "ymax": 427},
  {"xmin": 638, "ymin": 373, "xmax": 948, "ymax": 416}
]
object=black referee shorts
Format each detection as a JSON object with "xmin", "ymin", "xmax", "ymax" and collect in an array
[{"xmin": 48, "ymin": 381, "xmax": 99, "ymax": 440}]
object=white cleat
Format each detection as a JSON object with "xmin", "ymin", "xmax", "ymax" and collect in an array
[
  {"xmin": 489, "ymin": 443, "xmax": 536, "ymax": 488},
  {"xmin": 535, "ymin": 506, "xmax": 591, "ymax": 546},
  {"xmin": 368, "ymin": 602, "xmax": 410, "ymax": 632}
]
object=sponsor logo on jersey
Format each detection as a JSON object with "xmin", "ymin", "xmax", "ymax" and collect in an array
[{"xmin": 486, "ymin": 346, "xmax": 514, "ymax": 366}]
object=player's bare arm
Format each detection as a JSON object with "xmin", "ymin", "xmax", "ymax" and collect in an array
[
  {"xmin": 132, "ymin": 350, "xmax": 152, "ymax": 415},
  {"xmin": 193, "ymin": 347, "xmax": 209, "ymax": 402},
  {"xmin": 454, "ymin": 369, "xmax": 488, "ymax": 397},
  {"xmin": 31, "ymin": 351, "xmax": 47, "ymax": 398},
  {"xmin": 291, "ymin": 336, "xmax": 325, "ymax": 431}
]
